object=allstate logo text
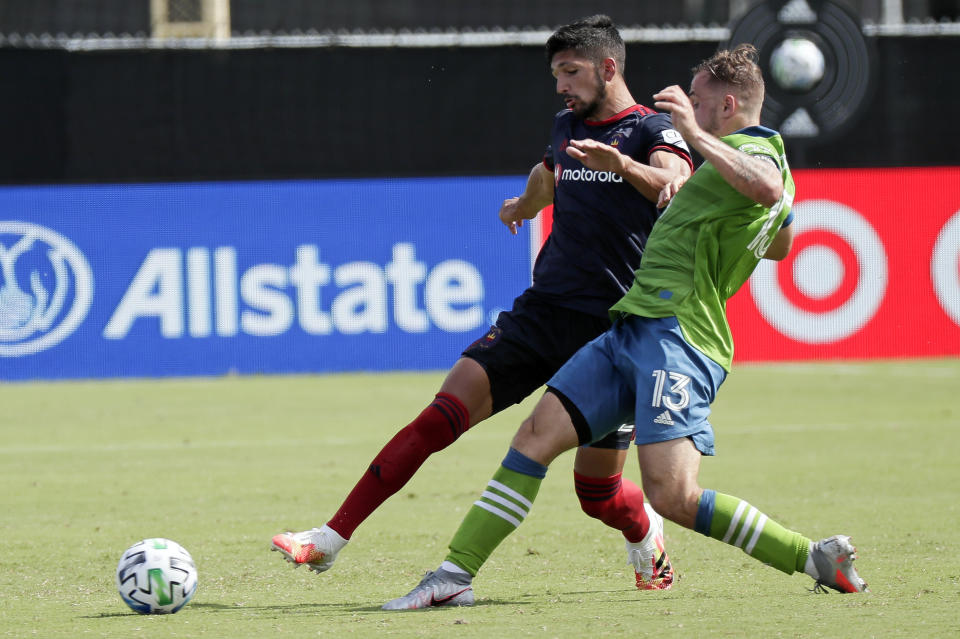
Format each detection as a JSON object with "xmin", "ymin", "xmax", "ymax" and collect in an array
[{"xmin": 104, "ymin": 242, "xmax": 485, "ymax": 339}]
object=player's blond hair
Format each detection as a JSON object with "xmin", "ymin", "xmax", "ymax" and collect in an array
[{"xmin": 694, "ymin": 44, "xmax": 765, "ymax": 114}]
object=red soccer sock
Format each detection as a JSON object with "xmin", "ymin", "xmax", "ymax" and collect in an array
[
  {"xmin": 327, "ymin": 392, "xmax": 469, "ymax": 539},
  {"xmin": 574, "ymin": 471, "xmax": 650, "ymax": 543}
]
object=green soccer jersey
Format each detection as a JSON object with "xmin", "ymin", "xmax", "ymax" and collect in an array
[{"xmin": 610, "ymin": 126, "xmax": 794, "ymax": 371}]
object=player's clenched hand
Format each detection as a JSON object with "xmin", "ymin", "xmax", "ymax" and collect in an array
[
  {"xmin": 499, "ymin": 196, "xmax": 525, "ymax": 235},
  {"xmin": 653, "ymin": 85, "xmax": 698, "ymax": 142},
  {"xmin": 657, "ymin": 175, "xmax": 688, "ymax": 208},
  {"xmin": 565, "ymin": 139, "xmax": 625, "ymax": 174}
]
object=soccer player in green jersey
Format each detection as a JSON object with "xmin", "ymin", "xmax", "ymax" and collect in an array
[{"xmin": 382, "ymin": 44, "xmax": 868, "ymax": 610}]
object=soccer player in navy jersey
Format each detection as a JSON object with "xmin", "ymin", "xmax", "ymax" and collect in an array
[
  {"xmin": 272, "ymin": 14, "xmax": 693, "ymax": 590},
  {"xmin": 382, "ymin": 44, "xmax": 866, "ymax": 611}
]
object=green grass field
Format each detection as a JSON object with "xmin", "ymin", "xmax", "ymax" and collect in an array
[{"xmin": 2, "ymin": 359, "xmax": 959, "ymax": 638}]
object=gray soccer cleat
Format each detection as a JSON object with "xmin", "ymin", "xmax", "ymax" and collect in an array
[
  {"xmin": 381, "ymin": 568, "xmax": 475, "ymax": 610},
  {"xmin": 809, "ymin": 535, "xmax": 868, "ymax": 593}
]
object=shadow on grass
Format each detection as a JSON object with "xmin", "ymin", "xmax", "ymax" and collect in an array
[
  {"xmin": 191, "ymin": 601, "xmax": 384, "ymax": 613},
  {"xmin": 192, "ymin": 600, "xmax": 541, "ymax": 614},
  {"xmin": 83, "ymin": 600, "xmax": 530, "ymax": 619},
  {"xmin": 82, "ymin": 612, "xmax": 142, "ymax": 619},
  {"xmin": 86, "ymin": 593, "xmax": 629, "ymax": 619}
]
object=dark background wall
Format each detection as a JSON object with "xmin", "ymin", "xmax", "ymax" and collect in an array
[
  {"xmin": 0, "ymin": 36, "xmax": 957, "ymax": 185},
  {"xmin": 2, "ymin": 0, "xmax": 959, "ymax": 184},
  {"xmin": 0, "ymin": 1, "xmax": 869, "ymax": 35},
  {"xmin": 5, "ymin": 0, "xmax": 959, "ymax": 35},
  {"xmin": 0, "ymin": 41, "xmax": 702, "ymax": 184}
]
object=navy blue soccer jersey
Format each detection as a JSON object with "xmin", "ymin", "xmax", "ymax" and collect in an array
[{"xmin": 532, "ymin": 105, "xmax": 692, "ymax": 317}]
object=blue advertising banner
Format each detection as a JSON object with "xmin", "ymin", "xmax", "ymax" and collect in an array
[{"xmin": 0, "ymin": 177, "xmax": 532, "ymax": 380}]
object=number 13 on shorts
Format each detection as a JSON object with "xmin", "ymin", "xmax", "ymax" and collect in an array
[{"xmin": 651, "ymin": 369, "xmax": 691, "ymax": 411}]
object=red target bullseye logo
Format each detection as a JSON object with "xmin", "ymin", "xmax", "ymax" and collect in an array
[
  {"xmin": 932, "ymin": 209, "xmax": 960, "ymax": 327},
  {"xmin": 750, "ymin": 200, "xmax": 887, "ymax": 344},
  {"xmin": 776, "ymin": 229, "xmax": 859, "ymax": 314}
]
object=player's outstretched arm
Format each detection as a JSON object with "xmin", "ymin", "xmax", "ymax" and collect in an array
[
  {"xmin": 565, "ymin": 139, "xmax": 690, "ymax": 203},
  {"xmin": 500, "ymin": 163, "xmax": 554, "ymax": 235},
  {"xmin": 657, "ymin": 174, "xmax": 689, "ymax": 208},
  {"xmin": 683, "ymin": 130, "xmax": 783, "ymax": 207},
  {"xmin": 653, "ymin": 84, "xmax": 783, "ymax": 207}
]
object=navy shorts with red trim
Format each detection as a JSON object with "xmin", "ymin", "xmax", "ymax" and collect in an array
[{"xmin": 462, "ymin": 290, "xmax": 633, "ymax": 450}]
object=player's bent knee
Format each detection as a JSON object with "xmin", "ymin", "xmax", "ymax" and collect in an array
[
  {"xmin": 405, "ymin": 418, "xmax": 457, "ymax": 455},
  {"xmin": 577, "ymin": 496, "xmax": 607, "ymax": 519},
  {"xmin": 509, "ymin": 417, "xmax": 541, "ymax": 456},
  {"xmin": 644, "ymin": 484, "xmax": 700, "ymax": 528},
  {"xmin": 510, "ymin": 411, "xmax": 578, "ymax": 467}
]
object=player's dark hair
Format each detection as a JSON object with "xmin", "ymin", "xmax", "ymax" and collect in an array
[
  {"xmin": 546, "ymin": 14, "xmax": 626, "ymax": 73},
  {"xmin": 693, "ymin": 43, "xmax": 765, "ymax": 103}
]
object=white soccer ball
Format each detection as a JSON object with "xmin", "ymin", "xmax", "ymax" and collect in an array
[
  {"xmin": 769, "ymin": 37, "xmax": 826, "ymax": 92},
  {"xmin": 116, "ymin": 538, "xmax": 198, "ymax": 614}
]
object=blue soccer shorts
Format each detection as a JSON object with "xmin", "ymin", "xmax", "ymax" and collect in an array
[{"xmin": 546, "ymin": 315, "xmax": 727, "ymax": 455}]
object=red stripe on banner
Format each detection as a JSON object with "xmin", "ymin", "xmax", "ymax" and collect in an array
[{"xmin": 538, "ymin": 204, "xmax": 554, "ymax": 248}]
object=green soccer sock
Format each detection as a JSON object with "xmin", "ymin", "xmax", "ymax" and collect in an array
[
  {"xmin": 695, "ymin": 489, "xmax": 811, "ymax": 574},
  {"xmin": 445, "ymin": 452, "xmax": 545, "ymax": 576}
]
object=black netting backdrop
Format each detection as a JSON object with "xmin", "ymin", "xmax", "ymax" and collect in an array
[
  {"xmin": 4, "ymin": 0, "xmax": 929, "ymax": 36},
  {"xmin": 0, "ymin": 37, "xmax": 957, "ymax": 184},
  {"xmin": 0, "ymin": 0, "xmax": 150, "ymax": 36}
]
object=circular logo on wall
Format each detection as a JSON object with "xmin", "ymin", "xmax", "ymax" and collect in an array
[
  {"xmin": 749, "ymin": 200, "xmax": 887, "ymax": 344},
  {"xmin": 932, "ymin": 209, "xmax": 960, "ymax": 327},
  {"xmin": 727, "ymin": 0, "xmax": 876, "ymax": 141},
  {"xmin": 0, "ymin": 221, "xmax": 94, "ymax": 357}
]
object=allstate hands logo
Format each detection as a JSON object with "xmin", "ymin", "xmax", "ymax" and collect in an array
[{"xmin": 0, "ymin": 221, "xmax": 93, "ymax": 357}]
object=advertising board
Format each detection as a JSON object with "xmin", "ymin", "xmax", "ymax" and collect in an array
[
  {"xmin": 3, "ymin": 168, "xmax": 957, "ymax": 380},
  {"xmin": 0, "ymin": 177, "xmax": 529, "ymax": 380}
]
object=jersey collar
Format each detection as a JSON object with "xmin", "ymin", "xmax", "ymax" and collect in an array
[{"xmin": 585, "ymin": 104, "xmax": 651, "ymax": 127}]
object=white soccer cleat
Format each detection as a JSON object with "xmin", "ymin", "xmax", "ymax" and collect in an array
[
  {"xmin": 270, "ymin": 526, "xmax": 345, "ymax": 574},
  {"xmin": 626, "ymin": 503, "xmax": 675, "ymax": 590},
  {"xmin": 809, "ymin": 535, "xmax": 868, "ymax": 593},
  {"xmin": 381, "ymin": 568, "xmax": 475, "ymax": 610}
]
